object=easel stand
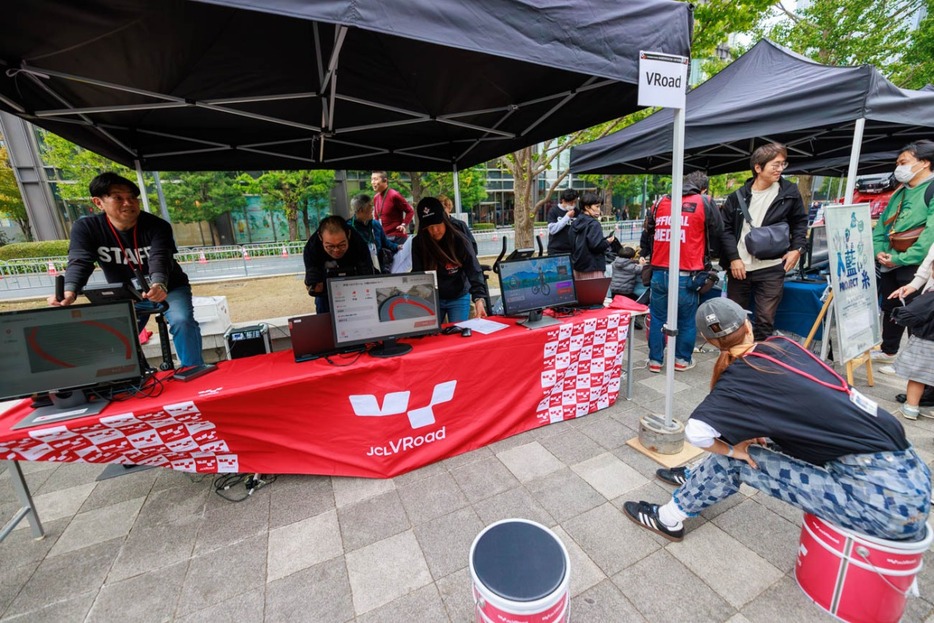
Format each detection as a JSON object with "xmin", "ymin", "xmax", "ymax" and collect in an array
[{"xmin": 802, "ymin": 289, "xmax": 875, "ymax": 387}]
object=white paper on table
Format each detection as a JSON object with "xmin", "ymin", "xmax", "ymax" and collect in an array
[{"xmin": 455, "ymin": 318, "xmax": 510, "ymax": 334}]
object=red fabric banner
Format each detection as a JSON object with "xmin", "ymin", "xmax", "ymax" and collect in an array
[{"xmin": 0, "ymin": 309, "xmax": 629, "ymax": 478}]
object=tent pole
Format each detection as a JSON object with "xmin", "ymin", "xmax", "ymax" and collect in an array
[
  {"xmin": 844, "ymin": 118, "xmax": 865, "ymax": 204},
  {"xmin": 453, "ymin": 164, "xmax": 463, "ymax": 213},
  {"xmin": 152, "ymin": 171, "xmax": 171, "ymax": 223},
  {"xmin": 134, "ymin": 160, "xmax": 152, "ymax": 213},
  {"xmin": 664, "ymin": 107, "xmax": 686, "ymax": 429}
]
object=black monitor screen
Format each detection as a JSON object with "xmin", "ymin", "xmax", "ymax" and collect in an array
[
  {"xmin": 0, "ymin": 301, "xmax": 143, "ymax": 401},
  {"xmin": 806, "ymin": 224, "xmax": 829, "ymax": 272},
  {"xmin": 328, "ymin": 272, "xmax": 440, "ymax": 349},
  {"xmin": 499, "ymin": 254, "xmax": 577, "ymax": 315}
]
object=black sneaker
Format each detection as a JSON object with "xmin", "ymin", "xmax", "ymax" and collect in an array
[
  {"xmin": 656, "ymin": 466, "xmax": 688, "ymax": 487},
  {"xmin": 623, "ymin": 500, "xmax": 684, "ymax": 542}
]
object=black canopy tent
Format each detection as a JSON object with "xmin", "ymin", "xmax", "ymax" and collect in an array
[
  {"xmin": 0, "ymin": 0, "xmax": 692, "ymax": 173},
  {"xmin": 569, "ymin": 39, "xmax": 934, "ymax": 189}
]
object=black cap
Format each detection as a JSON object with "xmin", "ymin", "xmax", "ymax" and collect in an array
[{"xmin": 417, "ymin": 197, "xmax": 445, "ymax": 229}]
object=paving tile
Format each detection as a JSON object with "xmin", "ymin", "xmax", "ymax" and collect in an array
[
  {"xmin": 85, "ymin": 561, "xmax": 187, "ymax": 623},
  {"xmin": 0, "ymin": 516, "xmax": 68, "ymax": 567},
  {"xmin": 571, "ymin": 452, "xmax": 648, "ymax": 500},
  {"xmin": 538, "ymin": 428, "xmax": 605, "ymax": 465},
  {"xmin": 345, "ymin": 530, "xmax": 432, "ymax": 615},
  {"xmin": 905, "ymin": 596, "xmax": 934, "ymax": 623},
  {"xmin": 174, "ymin": 588, "xmax": 264, "ymax": 623},
  {"xmin": 34, "ymin": 463, "xmax": 105, "ymax": 496},
  {"xmin": 0, "ymin": 465, "xmax": 56, "ymax": 505},
  {"xmin": 562, "ymin": 503, "xmax": 660, "ymax": 577},
  {"xmin": 574, "ymin": 413, "xmax": 634, "ymax": 451},
  {"xmin": 712, "ymin": 498, "xmax": 800, "ymax": 573},
  {"xmin": 749, "ymin": 493, "xmax": 803, "ymax": 527},
  {"xmin": 0, "ymin": 590, "xmax": 97, "ymax": 623},
  {"xmin": 739, "ymin": 575, "xmax": 835, "ymax": 622},
  {"xmin": 356, "ymin": 583, "xmax": 448, "ymax": 623},
  {"xmin": 524, "ymin": 468, "xmax": 604, "ymax": 524},
  {"xmin": 338, "ymin": 490, "xmax": 410, "ymax": 553},
  {"xmin": 18, "ymin": 482, "xmax": 95, "ymax": 530},
  {"xmin": 134, "ymin": 480, "xmax": 209, "ymax": 529},
  {"xmin": 108, "ymin": 517, "xmax": 200, "ymax": 582},
  {"xmin": 48, "ymin": 496, "xmax": 145, "ymax": 557},
  {"xmin": 332, "ymin": 476, "xmax": 396, "ymax": 509},
  {"xmin": 265, "ymin": 557, "xmax": 354, "ymax": 623},
  {"xmin": 436, "ymin": 567, "xmax": 474, "ymax": 622},
  {"xmin": 268, "ymin": 474, "xmax": 335, "ymax": 529},
  {"xmin": 151, "ymin": 468, "xmax": 202, "ymax": 492},
  {"xmin": 79, "ymin": 468, "xmax": 159, "ymax": 513},
  {"xmin": 192, "ymin": 490, "xmax": 270, "ymax": 556},
  {"xmin": 439, "ymin": 445, "xmax": 494, "ymax": 471},
  {"xmin": 396, "ymin": 471, "xmax": 469, "ymax": 525},
  {"xmin": 175, "ymin": 533, "xmax": 267, "ymax": 616},
  {"xmin": 267, "ymin": 509, "xmax": 342, "ymax": 582},
  {"xmin": 448, "ymin": 456, "xmax": 519, "ymax": 504},
  {"xmin": 638, "ymin": 375, "xmax": 691, "ymax": 394},
  {"xmin": 393, "ymin": 460, "xmax": 449, "ymax": 487},
  {"xmin": 0, "ymin": 560, "xmax": 39, "ymax": 617},
  {"xmin": 551, "ymin": 526, "xmax": 605, "ymax": 597},
  {"xmin": 413, "ymin": 506, "xmax": 483, "ymax": 580},
  {"xmin": 4, "ymin": 537, "xmax": 122, "ymax": 617},
  {"xmin": 667, "ymin": 522, "xmax": 783, "ymax": 609},
  {"xmin": 496, "ymin": 441, "xmax": 564, "ymax": 483},
  {"xmin": 613, "ymin": 549, "xmax": 734, "ymax": 623},
  {"xmin": 725, "ymin": 615, "xmax": 753, "ymax": 623},
  {"xmin": 569, "ymin": 578, "xmax": 647, "ymax": 623},
  {"xmin": 471, "ymin": 486, "xmax": 555, "ymax": 528}
]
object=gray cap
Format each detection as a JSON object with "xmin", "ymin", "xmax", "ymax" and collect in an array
[{"xmin": 696, "ymin": 298, "xmax": 748, "ymax": 340}]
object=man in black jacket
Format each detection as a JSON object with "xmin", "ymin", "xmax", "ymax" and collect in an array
[
  {"xmin": 48, "ymin": 172, "xmax": 205, "ymax": 367},
  {"xmin": 303, "ymin": 215, "xmax": 376, "ymax": 313},
  {"xmin": 546, "ymin": 189, "xmax": 579, "ymax": 256},
  {"xmin": 720, "ymin": 143, "xmax": 808, "ymax": 341}
]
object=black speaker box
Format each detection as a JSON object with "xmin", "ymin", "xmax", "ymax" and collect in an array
[{"xmin": 224, "ymin": 324, "xmax": 272, "ymax": 360}]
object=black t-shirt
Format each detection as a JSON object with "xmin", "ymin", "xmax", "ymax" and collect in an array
[
  {"xmin": 690, "ymin": 338, "xmax": 908, "ymax": 465},
  {"xmin": 546, "ymin": 204, "xmax": 572, "ymax": 254}
]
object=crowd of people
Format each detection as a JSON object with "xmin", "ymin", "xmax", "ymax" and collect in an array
[{"xmin": 50, "ymin": 141, "xmax": 934, "ymax": 545}]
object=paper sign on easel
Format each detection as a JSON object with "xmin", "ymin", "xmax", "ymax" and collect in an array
[{"xmin": 638, "ymin": 51, "xmax": 689, "ymax": 109}]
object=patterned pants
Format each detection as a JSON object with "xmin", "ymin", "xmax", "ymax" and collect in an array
[{"xmin": 672, "ymin": 445, "xmax": 931, "ymax": 541}]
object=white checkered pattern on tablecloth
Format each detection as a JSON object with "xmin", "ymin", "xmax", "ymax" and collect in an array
[
  {"xmin": 536, "ymin": 312, "xmax": 628, "ymax": 424},
  {"xmin": 0, "ymin": 400, "xmax": 238, "ymax": 473}
]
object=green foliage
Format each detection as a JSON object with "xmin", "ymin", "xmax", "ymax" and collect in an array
[
  {"xmin": 0, "ymin": 144, "xmax": 32, "ymax": 241},
  {"xmin": 419, "ymin": 167, "xmax": 488, "ymax": 210},
  {"xmin": 0, "ymin": 240, "xmax": 70, "ymax": 259},
  {"xmin": 239, "ymin": 170, "xmax": 335, "ymax": 241},
  {"xmin": 39, "ymin": 131, "xmax": 136, "ymax": 211},
  {"xmin": 160, "ymin": 171, "xmax": 247, "ymax": 224},
  {"xmin": 472, "ymin": 222, "xmax": 496, "ymax": 231}
]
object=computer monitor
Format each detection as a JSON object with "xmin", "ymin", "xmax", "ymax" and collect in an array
[
  {"xmin": 327, "ymin": 272, "xmax": 440, "ymax": 358},
  {"xmin": 499, "ymin": 254, "xmax": 577, "ymax": 329},
  {"xmin": 801, "ymin": 224, "xmax": 829, "ymax": 274},
  {"xmin": 0, "ymin": 301, "xmax": 145, "ymax": 427}
]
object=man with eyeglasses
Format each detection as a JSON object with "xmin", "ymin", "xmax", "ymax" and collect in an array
[
  {"xmin": 48, "ymin": 172, "xmax": 205, "ymax": 368},
  {"xmin": 303, "ymin": 215, "xmax": 376, "ymax": 313},
  {"xmin": 719, "ymin": 142, "xmax": 808, "ymax": 341}
]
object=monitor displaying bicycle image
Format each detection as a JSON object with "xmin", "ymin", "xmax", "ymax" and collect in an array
[{"xmin": 499, "ymin": 254, "xmax": 577, "ymax": 328}]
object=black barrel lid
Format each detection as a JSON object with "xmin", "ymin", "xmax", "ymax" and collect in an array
[{"xmin": 472, "ymin": 521, "xmax": 566, "ymax": 602}]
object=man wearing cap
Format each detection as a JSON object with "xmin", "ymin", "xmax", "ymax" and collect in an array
[
  {"xmin": 411, "ymin": 197, "xmax": 487, "ymax": 322},
  {"xmin": 371, "ymin": 171, "xmax": 415, "ymax": 244},
  {"xmin": 546, "ymin": 188, "xmax": 579, "ymax": 256},
  {"xmin": 303, "ymin": 215, "xmax": 376, "ymax": 313},
  {"xmin": 622, "ymin": 297, "xmax": 929, "ymax": 543}
]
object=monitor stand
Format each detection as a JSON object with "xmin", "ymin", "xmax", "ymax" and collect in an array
[
  {"xmin": 369, "ymin": 338, "xmax": 412, "ymax": 358},
  {"xmin": 517, "ymin": 309, "xmax": 562, "ymax": 330},
  {"xmin": 12, "ymin": 390, "xmax": 109, "ymax": 430}
]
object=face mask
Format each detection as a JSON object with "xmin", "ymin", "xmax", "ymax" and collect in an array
[{"xmin": 894, "ymin": 162, "xmax": 918, "ymax": 184}]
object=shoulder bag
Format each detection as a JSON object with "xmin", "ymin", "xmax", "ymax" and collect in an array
[
  {"xmin": 735, "ymin": 192, "xmax": 789, "ymax": 260},
  {"xmin": 884, "ymin": 187, "xmax": 929, "ymax": 253}
]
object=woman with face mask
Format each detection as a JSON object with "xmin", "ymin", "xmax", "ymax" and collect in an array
[{"xmin": 871, "ymin": 140, "xmax": 934, "ymax": 364}]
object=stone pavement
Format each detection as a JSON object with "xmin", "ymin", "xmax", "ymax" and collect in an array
[{"xmin": 2, "ymin": 329, "xmax": 934, "ymax": 623}]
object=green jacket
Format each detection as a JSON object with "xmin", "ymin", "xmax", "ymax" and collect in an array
[{"xmin": 872, "ymin": 179, "xmax": 934, "ymax": 266}]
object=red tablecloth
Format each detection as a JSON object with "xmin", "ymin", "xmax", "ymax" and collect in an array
[{"xmin": 0, "ymin": 309, "xmax": 630, "ymax": 478}]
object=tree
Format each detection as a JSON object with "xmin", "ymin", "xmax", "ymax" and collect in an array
[
  {"xmin": 243, "ymin": 171, "xmax": 335, "ymax": 242},
  {"xmin": 160, "ymin": 171, "xmax": 247, "ymax": 245},
  {"xmin": 39, "ymin": 131, "xmax": 137, "ymax": 214},
  {"xmin": 0, "ymin": 144, "xmax": 32, "ymax": 241},
  {"xmin": 419, "ymin": 167, "xmax": 488, "ymax": 211}
]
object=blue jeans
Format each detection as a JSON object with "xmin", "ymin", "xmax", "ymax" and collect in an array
[
  {"xmin": 648, "ymin": 269, "xmax": 698, "ymax": 365},
  {"xmin": 673, "ymin": 445, "xmax": 931, "ymax": 541},
  {"xmin": 314, "ymin": 295, "xmax": 330, "ymax": 314},
  {"xmin": 440, "ymin": 292, "xmax": 471, "ymax": 323},
  {"xmin": 136, "ymin": 285, "xmax": 204, "ymax": 367}
]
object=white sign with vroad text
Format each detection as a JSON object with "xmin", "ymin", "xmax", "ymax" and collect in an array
[{"xmin": 638, "ymin": 51, "xmax": 689, "ymax": 109}]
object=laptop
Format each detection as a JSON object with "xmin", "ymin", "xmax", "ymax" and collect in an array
[
  {"xmin": 573, "ymin": 277, "xmax": 612, "ymax": 308},
  {"xmin": 288, "ymin": 313, "xmax": 363, "ymax": 362}
]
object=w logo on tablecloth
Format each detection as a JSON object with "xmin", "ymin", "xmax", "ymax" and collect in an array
[{"xmin": 349, "ymin": 381, "xmax": 456, "ymax": 429}]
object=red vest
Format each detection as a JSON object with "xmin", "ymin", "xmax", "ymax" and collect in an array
[{"xmin": 650, "ymin": 194, "xmax": 708, "ymax": 271}]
